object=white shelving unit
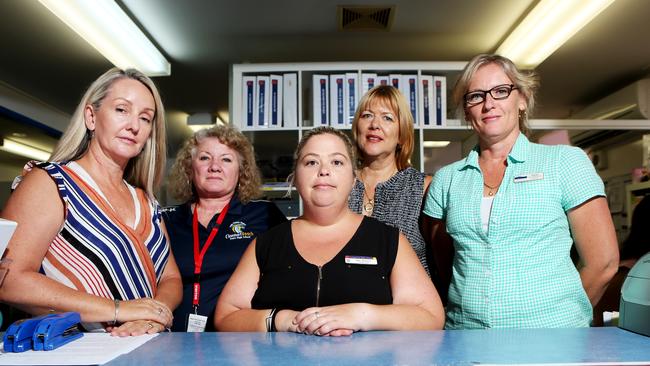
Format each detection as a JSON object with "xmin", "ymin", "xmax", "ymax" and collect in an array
[
  {"xmin": 230, "ymin": 61, "xmax": 470, "ymax": 173},
  {"xmin": 230, "ymin": 62, "xmax": 471, "ymax": 218}
]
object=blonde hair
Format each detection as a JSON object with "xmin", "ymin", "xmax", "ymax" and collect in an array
[
  {"xmin": 453, "ymin": 54, "xmax": 539, "ymax": 135},
  {"xmin": 168, "ymin": 125, "xmax": 262, "ymax": 203},
  {"xmin": 50, "ymin": 68, "xmax": 166, "ymax": 196},
  {"xmin": 351, "ymin": 85, "xmax": 414, "ymax": 170}
]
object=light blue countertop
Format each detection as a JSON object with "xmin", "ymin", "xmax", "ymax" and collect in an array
[{"xmin": 105, "ymin": 327, "xmax": 650, "ymax": 365}]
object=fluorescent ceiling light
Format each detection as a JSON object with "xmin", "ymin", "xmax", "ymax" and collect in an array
[
  {"xmin": 38, "ymin": 0, "xmax": 170, "ymax": 76},
  {"xmin": 423, "ymin": 141, "xmax": 451, "ymax": 148},
  {"xmin": 0, "ymin": 138, "xmax": 52, "ymax": 161},
  {"xmin": 496, "ymin": 0, "xmax": 615, "ymax": 69}
]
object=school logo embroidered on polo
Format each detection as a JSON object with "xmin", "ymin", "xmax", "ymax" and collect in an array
[{"xmin": 225, "ymin": 221, "xmax": 254, "ymax": 240}]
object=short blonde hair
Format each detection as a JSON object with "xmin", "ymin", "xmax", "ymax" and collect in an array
[
  {"xmin": 351, "ymin": 85, "xmax": 414, "ymax": 170},
  {"xmin": 168, "ymin": 125, "xmax": 261, "ymax": 203},
  {"xmin": 50, "ymin": 68, "xmax": 166, "ymax": 197},
  {"xmin": 453, "ymin": 54, "xmax": 539, "ymax": 135}
]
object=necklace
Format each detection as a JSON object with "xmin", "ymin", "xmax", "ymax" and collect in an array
[
  {"xmin": 480, "ymin": 158, "xmax": 506, "ymax": 197},
  {"xmin": 483, "ymin": 182, "xmax": 499, "ymax": 196},
  {"xmin": 359, "ymin": 168, "xmax": 398, "ymax": 215},
  {"xmin": 362, "ymin": 185, "xmax": 374, "ymax": 214}
]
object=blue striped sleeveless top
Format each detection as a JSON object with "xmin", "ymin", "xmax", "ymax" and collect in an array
[{"xmin": 38, "ymin": 162, "xmax": 169, "ymax": 300}]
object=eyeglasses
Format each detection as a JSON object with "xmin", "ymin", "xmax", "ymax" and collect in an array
[{"xmin": 464, "ymin": 84, "xmax": 518, "ymax": 106}]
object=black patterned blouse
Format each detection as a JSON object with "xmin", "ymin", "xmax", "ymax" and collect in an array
[{"xmin": 349, "ymin": 167, "xmax": 429, "ymax": 274}]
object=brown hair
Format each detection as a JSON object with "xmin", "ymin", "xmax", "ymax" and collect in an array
[
  {"xmin": 290, "ymin": 126, "xmax": 357, "ymax": 184},
  {"xmin": 453, "ymin": 54, "xmax": 539, "ymax": 135},
  {"xmin": 351, "ymin": 85, "xmax": 414, "ymax": 170},
  {"xmin": 168, "ymin": 125, "xmax": 261, "ymax": 203}
]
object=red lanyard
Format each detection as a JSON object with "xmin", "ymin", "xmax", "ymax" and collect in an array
[{"xmin": 192, "ymin": 202, "xmax": 230, "ymax": 311}]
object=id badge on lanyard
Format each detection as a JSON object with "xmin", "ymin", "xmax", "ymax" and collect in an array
[{"xmin": 188, "ymin": 202, "xmax": 230, "ymax": 332}]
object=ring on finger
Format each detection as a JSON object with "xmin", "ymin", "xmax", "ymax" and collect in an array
[
  {"xmin": 158, "ymin": 307, "xmax": 163, "ymax": 315},
  {"xmin": 314, "ymin": 311, "xmax": 320, "ymax": 319},
  {"xmin": 147, "ymin": 322, "xmax": 154, "ymax": 329}
]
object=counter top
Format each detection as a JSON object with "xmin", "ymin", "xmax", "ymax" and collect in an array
[{"xmin": 105, "ymin": 327, "xmax": 650, "ymax": 365}]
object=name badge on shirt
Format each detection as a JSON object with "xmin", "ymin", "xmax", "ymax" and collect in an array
[
  {"xmin": 513, "ymin": 172, "xmax": 544, "ymax": 183},
  {"xmin": 187, "ymin": 313, "xmax": 208, "ymax": 332},
  {"xmin": 345, "ymin": 255, "xmax": 378, "ymax": 265}
]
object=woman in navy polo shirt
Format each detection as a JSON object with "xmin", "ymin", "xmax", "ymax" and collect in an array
[{"xmin": 164, "ymin": 125, "xmax": 286, "ymax": 331}]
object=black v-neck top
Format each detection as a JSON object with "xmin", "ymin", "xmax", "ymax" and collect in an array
[{"xmin": 251, "ymin": 216, "xmax": 398, "ymax": 310}]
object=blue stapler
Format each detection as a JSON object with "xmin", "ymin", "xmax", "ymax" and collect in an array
[
  {"xmin": 3, "ymin": 313, "xmax": 58, "ymax": 352},
  {"xmin": 32, "ymin": 312, "xmax": 83, "ymax": 351}
]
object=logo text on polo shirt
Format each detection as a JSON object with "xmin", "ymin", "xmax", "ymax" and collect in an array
[{"xmin": 226, "ymin": 221, "xmax": 254, "ymax": 240}]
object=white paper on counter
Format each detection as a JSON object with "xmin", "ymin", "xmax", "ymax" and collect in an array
[{"xmin": 0, "ymin": 332, "xmax": 157, "ymax": 365}]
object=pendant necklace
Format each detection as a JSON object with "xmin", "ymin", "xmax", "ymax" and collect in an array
[
  {"xmin": 362, "ymin": 184, "xmax": 374, "ymax": 214},
  {"xmin": 483, "ymin": 182, "xmax": 499, "ymax": 196},
  {"xmin": 359, "ymin": 168, "xmax": 398, "ymax": 215}
]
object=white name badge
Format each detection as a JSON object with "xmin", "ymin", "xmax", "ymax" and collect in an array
[
  {"xmin": 513, "ymin": 172, "xmax": 544, "ymax": 183},
  {"xmin": 345, "ymin": 255, "xmax": 378, "ymax": 265},
  {"xmin": 187, "ymin": 313, "xmax": 208, "ymax": 332}
]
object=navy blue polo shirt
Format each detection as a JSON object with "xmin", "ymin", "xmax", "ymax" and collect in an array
[{"xmin": 163, "ymin": 195, "xmax": 287, "ymax": 331}]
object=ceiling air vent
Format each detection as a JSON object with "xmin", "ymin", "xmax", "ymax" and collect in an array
[{"xmin": 338, "ymin": 5, "xmax": 395, "ymax": 31}]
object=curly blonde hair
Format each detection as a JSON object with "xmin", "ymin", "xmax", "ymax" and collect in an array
[{"xmin": 168, "ymin": 125, "xmax": 261, "ymax": 203}]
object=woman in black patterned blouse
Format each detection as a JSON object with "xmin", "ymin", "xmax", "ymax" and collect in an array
[{"xmin": 349, "ymin": 85, "xmax": 432, "ymax": 275}]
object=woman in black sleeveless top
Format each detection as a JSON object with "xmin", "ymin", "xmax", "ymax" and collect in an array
[{"xmin": 215, "ymin": 127, "xmax": 444, "ymax": 336}]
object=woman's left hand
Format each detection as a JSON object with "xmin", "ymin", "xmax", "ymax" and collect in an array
[
  {"xmin": 294, "ymin": 304, "xmax": 366, "ymax": 336},
  {"xmin": 108, "ymin": 320, "xmax": 167, "ymax": 337}
]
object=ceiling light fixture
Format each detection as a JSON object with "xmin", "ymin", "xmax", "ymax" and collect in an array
[
  {"xmin": 0, "ymin": 138, "xmax": 52, "ymax": 161},
  {"xmin": 496, "ymin": 0, "xmax": 615, "ymax": 69},
  {"xmin": 423, "ymin": 141, "xmax": 451, "ymax": 148},
  {"xmin": 38, "ymin": 0, "xmax": 170, "ymax": 76}
]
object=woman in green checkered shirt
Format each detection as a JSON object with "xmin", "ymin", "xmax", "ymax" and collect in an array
[{"xmin": 422, "ymin": 54, "xmax": 619, "ymax": 329}]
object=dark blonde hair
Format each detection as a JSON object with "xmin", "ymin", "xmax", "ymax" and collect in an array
[
  {"xmin": 291, "ymin": 126, "xmax": 357, "ymax": 184},
  {"xmin": 50, "ymin": 68, "xmax": 166, "ymax": 196},
  {"xmin": 351, "ymin": 85, "xmax": 414, "ymax": 171},
  {"xmin": 168, "ymin": 125, "xmax": 261, "ymax": 203},
  {"xmin": 453, "ymin": 54, "xmax": 539, "ymax": 135}
]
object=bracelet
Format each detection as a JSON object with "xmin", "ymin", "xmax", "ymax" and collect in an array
[
  {"xmin": 111, "ymin": 299, "xmax": 120, "ymax": 325},
  {"xmin": 265, "ymin": 308, "xmax": 277, "ymax": 332},
  {"xmin": 271, "ymin": 308, "xmax": 280, "ymax": 332}
]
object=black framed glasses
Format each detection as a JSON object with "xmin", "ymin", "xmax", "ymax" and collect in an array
[{"xmin": 464, "ymin": 84, "xmax": 518, "ymax": 106}]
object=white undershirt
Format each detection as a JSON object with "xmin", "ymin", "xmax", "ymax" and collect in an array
[{"xmin": 481, "ymin": 196, "xmax": 495, "ymax": 233}]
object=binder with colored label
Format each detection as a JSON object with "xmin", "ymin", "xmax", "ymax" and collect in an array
[
  {"xmin": 242, "ymin": 76, "xmax": 256, "ymax": 128},
  {"xmin": 270, "ymin": 74, "xmax": 283, "ymax": 128},
  {"xmin": 313, "ymin": 74, "xmax": 329, "ymax": 126}
]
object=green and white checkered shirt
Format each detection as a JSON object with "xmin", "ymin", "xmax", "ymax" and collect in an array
[{"xmin": 424, "ymin": 133, "xmax": 604, "ymax": 329}]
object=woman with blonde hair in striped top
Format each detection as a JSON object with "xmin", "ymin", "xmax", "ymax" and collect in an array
[{"xmin": 0, "ymin": 68, "xmax": 181, "ymax": 336}]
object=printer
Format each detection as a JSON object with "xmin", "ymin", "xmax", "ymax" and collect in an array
[{"xmin": 619, "ymin": 252, "xmax": 650, "ymax": 336}]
